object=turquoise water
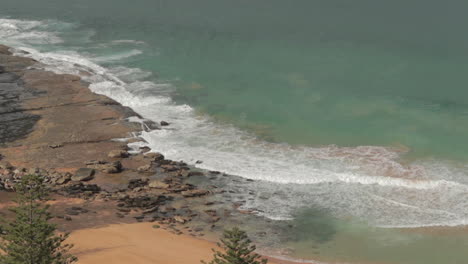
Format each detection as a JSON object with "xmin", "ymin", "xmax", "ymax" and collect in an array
[
  {"xmin": 2, "ymin": 1, "xmax": 468, "ymax": 263},
  {"xmin": 3, "ymin": 0, "xmax": 468, "ymax": 159}
]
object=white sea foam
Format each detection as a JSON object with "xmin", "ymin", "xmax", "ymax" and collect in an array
[
  {"xmin": 0, "ymin": 18, "xmax": 64, "ymax": 45},
  {"xmin": 3, "ymin": 17, "xmax": 468, "ymax": 228},
  {"xmin": 111, "ymin": 39, "xmax": 146, "ymax": 45},
  {"xmin": 92, "ymin": 49, "xmax": 143, "ymax": 63}
]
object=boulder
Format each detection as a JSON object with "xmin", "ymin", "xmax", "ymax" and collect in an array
[
  {"xmin": 160, "ymin": 121, "xmax": 170, "ymax": 126},
  {"xmin": 128, "ymin": 178, "xmax": 149, "ymax": 189},
  {"xmin": 144, "ymin": 152, "xmax": 165, "ymax": 162},
  {"xmin": 108, "ymin": 150, "xmax": 129, "ymax": 158},
  {"xmin": 55, "ymin": 173, "xmax": 72, "ymax": 185},
  {"xmin": 148, "ymin": 180, "xmax": 170, "ymax": 189},
  {"xmin": 72, "ymin": 168, "xmax": 95, "ymax": 181},
  {"xmin": 137, "ymin": 164, "xmax": 152, "ymax": 173},
  {"xmin": 99, "ymin": 161, "xmax": 122, "ymax": 174}
]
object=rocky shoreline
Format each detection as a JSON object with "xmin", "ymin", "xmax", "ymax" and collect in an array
[{"xmin": 0, "ymin": 44, "xmax": 235, "ymax": 237}]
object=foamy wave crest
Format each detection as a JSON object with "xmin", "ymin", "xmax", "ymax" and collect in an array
[
  {"xmin": 4, "ymin": 17, "xmax": 468, "ymax": 228},
  {"xmin": 0, "ymin": 18, "xmax": 65, "ymax": 45}
]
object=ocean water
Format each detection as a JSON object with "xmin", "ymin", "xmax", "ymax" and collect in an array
[{"xmin": 1, "ymin": 1, "xmax": 468, "ymax": 263}]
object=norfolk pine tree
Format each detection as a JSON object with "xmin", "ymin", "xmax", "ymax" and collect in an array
[
  {"xmin": 203, "ymin": 227, "xmax": 268, "ymax": 264},
  {"xmin": 0, "ymin": 174, "xmax": 77, "ymax": 264}
]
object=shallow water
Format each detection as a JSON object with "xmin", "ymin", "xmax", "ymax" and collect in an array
[{"xmin": 1, "ymin": 1, "xmax": 468, "ymax": 263}]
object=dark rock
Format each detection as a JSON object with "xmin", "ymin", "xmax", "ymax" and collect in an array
[
  {"xmin": 181, "ymin": 189, "xmax": 209, "ymax": 198},
  {"xmin": 72, "ymin": 168, "xmax": 95, "ymax": 182},
  {"xmin": 120, "ymin": 195, "xmax": 169, "ymax": 209},
  {"xmin": 160, "ymin": 121, "xmax": 170, "ymax": 126},
  {"xmin": 100, "ymin": 161, "xmax": 122, "ymax": 174},
  {"xmin": 139, "ymin": 146, "xmax": 151, "ymax": 153},
  {"xmin": 62, "ymin": 182, "xmax": 101, "ymax": 196},
  {"xmin": 128, "ymin": 178, "xmax": 149, "ymax": 189},
  {"xmin": 188, "ymin": 171, "xmax": 204, "ymax": 177},
  {"xmin": 85, "ymin": 160, "xmax": 107, "ymax": 166},
  {"xmin": 160, "ymin": 164, "xmax": 178, "ymax": 172},
  {"xmin": 142, "ymin": 120, "xmax": 160, "ymax": 131}
]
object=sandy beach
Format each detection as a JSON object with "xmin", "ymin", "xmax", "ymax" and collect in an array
[
  {"xmin": 69, "ymin": 222, "xmax": 313, "ymax": 264},
  {"xmin": 69, "ymin": 223, "xmax": 217, "ymax": 264}
]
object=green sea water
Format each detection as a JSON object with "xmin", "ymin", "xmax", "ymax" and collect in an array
[
  {"xmin": 3, "ymin": 0, "xmax": 468, "ymax": 159},
  {"xmin": 2, "ymin": 1, "xmax": 468, "ymax": 263}
]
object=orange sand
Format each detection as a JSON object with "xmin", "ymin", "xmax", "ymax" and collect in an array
[{"xmin": 69, "ymin": 223, "xmax": 291, "ymax": 264}]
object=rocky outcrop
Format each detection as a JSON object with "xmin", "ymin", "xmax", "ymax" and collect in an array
[{"xmin": 0, "ymin": 45, "xmax": 236, "ymax": 238}]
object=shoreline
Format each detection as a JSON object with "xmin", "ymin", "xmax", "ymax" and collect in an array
[{"xmin": 0, "ymin": 44, "xmax": 315, "ymax": 264}]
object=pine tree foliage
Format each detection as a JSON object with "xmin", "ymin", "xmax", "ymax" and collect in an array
[
  {"xmin": 203, "ymin": 227, "xmax": 268, "ymax": 264},
  {"xmin": 0, "ymin": 174, "xmax": 78, "ymax": 264}
]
